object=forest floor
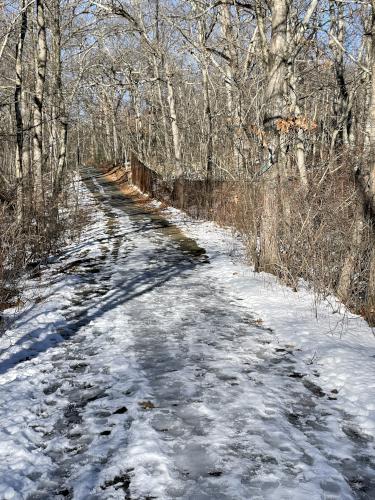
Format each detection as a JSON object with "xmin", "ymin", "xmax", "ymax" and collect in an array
[{"xmin": 1, "ymin": 167, "xmax": 375, "ymax": 499}]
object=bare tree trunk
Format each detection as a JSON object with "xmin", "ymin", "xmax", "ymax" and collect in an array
[
  {"xmin": 289, "ymin": 60, "xmax": 308, "ymax": 188},
  {"xmin": 337, "ymin": 200, "xmax": 364, "ymax": 301},
  {"xmin": 164, "ymin": 60, "xmax": 182, "ymax": 176},
  {"xmin": 202, "ymin": 63, "xmax": 213, "ymax": 178},
  {"xmin": 364, "ymin": 1, "xmax": 375, "ymax": 317},
  {"xmin": 131, "ymin": 85, "xmax": 144, "ymax": 160},
  {"xmin": 366, "ymin": 3, "xmax": 375, "ymax": 153},
  {"xmin": 219, "ymin": 4, "xmax": 244, "ymax": 171},
  {"xmin": 152, "ymin": 1, "xmax": 169, "ymax": 158},
  {"xmin": 90, "ymin": 117, "xmax": 97, "ymax": 160},
  {"xmin": 194, "ymin": 4, "xmax": 213, "ymax": 178},
  {"xmin": 358, "ymin": 0, "xmax": 375, "ymax": 218},
  {"xmin": 112, "ymin": 108, "xmax": 118, "ymax": 162},
  {"xmin": 259, "ymin": 0, "xmax": 289, "ymax": 273},
  {"xmin": 51, "ymin": 0, "xmax": 68, "ymax": 196},
  {"xmin": 33, "ymin": 0, "xmax": 47, "ymax": 212},
  {"xmin": 99, "ymin": 96, "xmax": 112, "ymax": 162},
  {"xmin": 102, "ymin": 91, "xmax": 118, "ymax": 163},
  {"xmin": 368, "ymin": 247, "xmax": 375, "ymax": 320},
  {"xmin": 51, "ymin": 0, "xmax": 68, "ymax": 195},
  {"xmin": 14, "ymin": 0, "xmax": 28, "ymax": 220},
  {"xmin": 220, "ymin": 4, "xmax": 235, "ymax": 116},
  {"xmin": 153, "ymin": 57, "xmax": 170, "ymax": 157},
  {"xmin": 329, "ymin": 0, "xmax": 352, "ymax": 153}
]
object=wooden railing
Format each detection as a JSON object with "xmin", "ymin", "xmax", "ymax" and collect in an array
[{"xmin": 130, "ymin": 153, "xmax": 234, "ymax": 218}]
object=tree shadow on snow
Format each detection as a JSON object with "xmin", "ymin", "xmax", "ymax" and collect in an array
[{"xmin": 0, "ymin": 205, "xmax": 208, "ymax": 375}]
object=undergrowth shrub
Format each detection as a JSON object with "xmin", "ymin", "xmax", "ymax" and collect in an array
[
  {"xmin": 0, "ymin": 174, "xmax": 89, "ymax": 310},
  {"xmin": 214, "ymin": 167, "xmax": 375, "ymax": 325}
]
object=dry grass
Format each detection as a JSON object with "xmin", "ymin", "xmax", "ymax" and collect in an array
[{"xmin": 213, "ymin": 172, "xmax": 375, "ymax": 325}]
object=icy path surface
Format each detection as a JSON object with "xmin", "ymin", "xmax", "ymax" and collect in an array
[{"xmin": 1, "ymin": 169, "xmax": 375, "ymax": 500}]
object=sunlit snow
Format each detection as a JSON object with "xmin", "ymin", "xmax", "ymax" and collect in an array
[{"xmin": 0, "ymin": 168, "xmax": 374, "ymax": 499}]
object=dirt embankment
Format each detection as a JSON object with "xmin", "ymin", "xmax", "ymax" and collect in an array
[{"xmin": 99, "ymin": 163, "xmax": 169, "ymax": 209}]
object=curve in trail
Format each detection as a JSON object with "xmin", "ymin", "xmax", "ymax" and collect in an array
[{"xmin": 0, "ymin": 166, "xmax": 374, "ymax": 500}]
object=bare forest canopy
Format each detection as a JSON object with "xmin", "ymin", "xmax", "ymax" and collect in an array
[{"xmin": 0, "ymin": 0, "xmax": 375, "ymax": 322}]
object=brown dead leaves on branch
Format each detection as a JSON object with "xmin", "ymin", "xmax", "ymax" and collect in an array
[
  {"xmin": 248, "ymin": 116, "xmax": 317, "ymax": 147},
  {"xmin": 276, "ymin": 116, "xmax": 318, "ymax": 134}
]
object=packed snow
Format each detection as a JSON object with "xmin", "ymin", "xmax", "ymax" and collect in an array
[{"xmin": 0, "ymin": 167, "xmax": 374, "ymax": 499}]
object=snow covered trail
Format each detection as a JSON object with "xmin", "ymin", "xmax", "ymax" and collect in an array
[{"xmin": 1, "ymin": 167, "xmax": 375, "ymax": 499}]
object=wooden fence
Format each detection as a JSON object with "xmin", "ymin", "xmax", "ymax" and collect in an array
[{"xmin": 130, "ymin": 153, "xmax": 234, "ymax": 218}]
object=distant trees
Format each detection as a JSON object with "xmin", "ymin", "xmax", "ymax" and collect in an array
[
  {"xmin": 0, "ymin": 0, "xmax": 374, "ymax": 321},
  {"xmin": 0, "ymin": 0, "xmax": 86, "ymax": 301},
  {"xmin": 1, "ymin": 0, "xmax": 74, "ymax": 218}
]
